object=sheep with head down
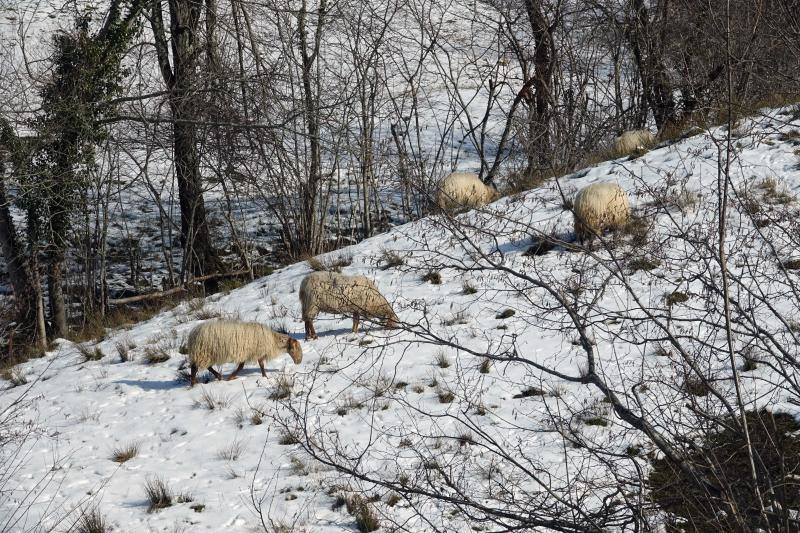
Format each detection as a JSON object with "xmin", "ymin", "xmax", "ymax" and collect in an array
[
  {"xmin": 436, "ymin": 171, "xmax": 499, "ymax": 210},
  {"xmin": 185, "ymin": 320, "xmax": 302, "ymax": 387},
  {"xmin": 572, "ymin": 182, "xmax": 631, "ymax": 244},
  {"xmin": 613, "ymin": 129, "xmax": 655, "ymax": 156},
  {"xmin": 299, "ymin": 271, "xmax": 398, "ymax": 340}
]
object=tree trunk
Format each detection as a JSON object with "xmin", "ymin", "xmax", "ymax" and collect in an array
[
  {"xmin": 629, "ymin": 0, "xmax": 676, "ymax": 130},
  {"xmin": 47, "ymin": 252, "xmax": 67, "ymax": 337},
  {"xmin": 523, "ymin": 0, "xmax": 556, "ymax": 171},
  {"xmin": 151, "ymin": 0, "xmax": 219, "ymax": 286},
  {"xmin": 0, "ymin": 159, "xmax": 44, "ymax": 349},
  {"xmin": 297, "ymin": 0, "xmax": 326, "ymax": 256}
]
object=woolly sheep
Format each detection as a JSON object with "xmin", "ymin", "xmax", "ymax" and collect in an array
[
  {"xmin": 436, "ymin": 172, "xmax": 500, "ymax": 210},
  {"xmin": 572, "ymin": 182, "xmax": 631, "ymax": 244},
  {"xmin": 185, "ymin": 320, "xmax": 302, "ymax": 387},
  {"xmin": 613, "ymin": 129, "xmax": 655, "ymax": 156},
  {"xmin": 299, "ymin": 271, "xmax": 398, "ymax": 340}
]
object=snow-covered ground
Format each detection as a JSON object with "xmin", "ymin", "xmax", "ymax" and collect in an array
[{"xmin": 3, "ymin": 108, "xmax": 800, "ymax": 531}]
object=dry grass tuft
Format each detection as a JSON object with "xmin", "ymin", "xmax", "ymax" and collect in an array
[
  {"xmin": 110, "ymin": 442, "xmax": 139, "ymax": 463},
  {"xmin": 194, "ymin": 387, "xmax": 231, "ymax": 410},
  {"xmin": 75, "ymin": 507, "xmax": 107, "ymax": 533},
  {"xmin": 144, "ymin": 476, "xmax": 173, "ymax": 513},
  {"xmin": 421, "ymin": 270, "xmax": 442, "ymax": 285}
]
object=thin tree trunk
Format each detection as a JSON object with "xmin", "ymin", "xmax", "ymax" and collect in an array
[
  {"xmin": 47, "ymin": 250, "xmax": 67, "ymax": 337},
  {"xmin": 298, "ymin": 0, "xmax": 327, "ymax": 256},
  {"xmin": 0, "ymin": 155, "xmax": 43, "ymax": 349},
  {"xmin": 523, "ymin": 0, "xmax": 556, "ymax": 171},
  {"xmin": 151, "ymin": 0, "xmax": 219, "ymax": 285}
]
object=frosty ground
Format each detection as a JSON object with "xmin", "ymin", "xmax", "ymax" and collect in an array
[{"xmin": 3, "ymin": 107, "xmax": 800, "ymax": 531}]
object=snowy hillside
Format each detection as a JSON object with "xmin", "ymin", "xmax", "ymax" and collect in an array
[{"xmin": 4, "ymin": 107, "xmax": 800, "ymax": 531}]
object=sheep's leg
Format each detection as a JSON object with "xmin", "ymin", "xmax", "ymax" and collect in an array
[
  {"xmin": 304, "ymin": 319, "xmax": 317, "ymax": 340},
  {"xmin": 190, "ymin": 363, "xmax": 198, "ymax": 387},
  {"xmin": 208, "ymin": 366, "xmax": 223, "ymax": 380},
  {"xmin": 226, "ymin": 362, "xmax": 245, "ymax": 381},
  {"xmin": 352, "ymin": 313, "xmax": 360, "ymax": 334},
  {"xmin": 258, "ymin": 358, "xmax": 267, "ymax": 377}
]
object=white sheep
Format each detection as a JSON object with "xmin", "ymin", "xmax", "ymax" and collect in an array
[
  {"xmin": 613, "ymin": 129, "xmax": 656, "ymax": 156},
  {"xmin": 299, "ymin": 271, "xmax": 398, "ymax": 340},
  {"xmin": 185, "ymin": 320, "xmax": 302, "ymax": 387},
  {"xmin": 572, "ymin": 182, "xmax": 631, "ymax": 244},
  {"xmin": 436, "ymin": 172, "xmax": 500, "ymax": 210}
]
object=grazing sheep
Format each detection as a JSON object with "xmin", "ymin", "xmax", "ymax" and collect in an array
[
  {"xmin": 299, "ymin": 271, "xmax": 398, "ymax": 340},
  {"xmin": 185, "ymin": 320, "xmax": 302, "ymax": 387},
  {"xmin": 572, "ymin": 182, "xmax": 631, "ymax": 244},
  {"xmin": 436, "ymin": 172, "xmax": 500, "ymax": 210},
  {"xmin": 613, "ymin": 129, "xmax": 655, "ymax": 156}
]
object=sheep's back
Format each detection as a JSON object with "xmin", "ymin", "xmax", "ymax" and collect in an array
[
  {"xmin": 573, "ymin": 183, "xmax": 630, "ymax": 235},
  {"xmin": 187, "ymin": 321, "xmax": 277, "ymax": 366},
  {"xmin": 614, "ymin": 130, "xmax": 655, "ymax": 154},
  {"xmin": 437, "ymin": 172, "xmax": 489, "ymax": 208},
  {"xmin": 300, "ymin": 272, "xmax": 390, "ymax": 318}
]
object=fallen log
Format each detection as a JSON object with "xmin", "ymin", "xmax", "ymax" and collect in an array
[{"xmin": 107, "ymin": 269, "xmax": 251, "ymax": 306}]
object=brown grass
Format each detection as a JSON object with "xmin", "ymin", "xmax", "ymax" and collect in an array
[{"xmin": 110, "ymin": 442, "xmax": 139, "ymax": 463}]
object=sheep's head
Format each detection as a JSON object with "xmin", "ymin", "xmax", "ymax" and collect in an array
[
  {"xmin": 384, "ymin": 309, "xmax": 399, "ymax": 330},
  {"xmin": 487, "ymin": 180, "xmax": 501, "ymax": 202},
  {"xmin": 287, "ymin": 338, "xmax": 303, "ymax": 364}
]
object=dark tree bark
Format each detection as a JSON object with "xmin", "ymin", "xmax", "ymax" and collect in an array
[
  {"xmin": 0, "ymin": 124, "xmax": 46, "ymax": 350},
  {"xmin": 151, "ymin": 0, "xmax": 220, "ymax": 284},
  {"xmin": 523, "ymin": 0, "xmax": 556, "ymax": 171},
  {"xmin": 297, "ymin": 0, "xmax": 327, "ymax": 256},
  {"xmin": 628, "ymin": 0, "xmax": 676, "ymax": 130}
]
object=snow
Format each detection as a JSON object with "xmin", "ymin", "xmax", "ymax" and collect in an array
[{"xmin": 3, "ymin": 107, "xmax": 800, "ymax": 531}]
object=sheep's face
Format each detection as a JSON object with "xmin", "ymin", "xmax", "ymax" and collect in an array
[
  {"xmin": 287, "ymin": 338, "xmax": 303, "ymax": 364},
  {"xmin": 488, "ymin": 182, "xmax": 501, "ymax": 202},
  {"xmin": 384, "ymin": 312, "xmax": 399, "ymax": 330}
]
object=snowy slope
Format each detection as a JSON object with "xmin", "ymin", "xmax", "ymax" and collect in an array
[{"xmin": 3, "ymin": 107, "xmax": 800, "ymax": 531}]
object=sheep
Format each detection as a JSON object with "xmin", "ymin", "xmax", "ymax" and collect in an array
[
  {"xmin": 185, "ymin": 320, "xmax": 302, "ymax": 387},
  {"xmin": 299, "ymin": 271, "xmax": 398, "ymax": 340},
  {"xmin": 436, "ymin": 172, "xmax": 500, "ymax": 210},
  {"xmin": 572, "ymin": 182, "xmax": 631, "ymax": 244},
  {"xmin": 613, "ymin": 129, "xmax": 656, "ymax": 156}
]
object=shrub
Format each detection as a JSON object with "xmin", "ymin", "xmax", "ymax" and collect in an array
[
  {"xmin": 110, "ymin": 442, "xmax": 139, "ymax": 463},
  {"xmin": 380, "ymin": 248, "xmax": 405, "ymax": 270},
  {"xmin": 666, "ymin": 291, "xmax": 690, "ymax": 307},
  {"xmin": 442, "ymin": 310, "xmax": 469, "ymax": 326},
  {"xmin": 421, "ymin": 270, "xmax": 442, "ymax": 284},
  {"xmin": 512, "ymin": 386, "xmax": 546, "ymax": 399},
  {"xmin": 194, "ymin": 388, "xmax": 231, "ymax": 410},
  {"xmin": 115, "ymin": 338, "xmax": 135, "ymax": 362},
  {"xmin": 77, "ymin": 343, "xmax": 104, "ymax": 362},
  {"xmin": 278, "ymin": 430, "xmax": 300, "ymax": 445},
  {"xmin": 345, "ymin": 494, "xmax": 380, "ymax": 533},
  {"xmin": 144, "ymin": 476, "xmax": 173, "ymax": 513},
  {"xmin": 76, "ymin": 507, "xmax": 107, "ymax": 533},
  {"xmin": 684, "ymin": 377, "xmax": 712, "ymax": 397},
  {"xmin": 524, "ymin": 236, "xmax": 556, "ymax": 257},
  {"xmin": 649, "ymin": 410, "xmax": 800, "ymax": 532},
  {"xmin": 308, "ymin": 253, "xmax": 352, "ymax": 273},
  {"xmin": 461, "ymin": 280, "xmax": 478, "ymax": 294},
  {"xmin": 436, "ymin": 386, "xmax": 455, "ymax": 404},
  {"xmin": 2, "ymin": 366, "xmax": 27, "ymax": 387},
  {"xmin": 143, "ymin": 343, "xmax": 170, "ymax": 364},
  {"xmin": 628, "ymin": 257, "xmax": 661, "ymax": 273},
  {"xmin": 217, "ymin": 440, "xmax": 244, "ymax": 461},
  {"xmin": 434, "ymin": 350, "xmax": 450, "ymax": 368},
  {"xmin": 268, "ymin": 374, "xmax": 294, "ymax": 400}
]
